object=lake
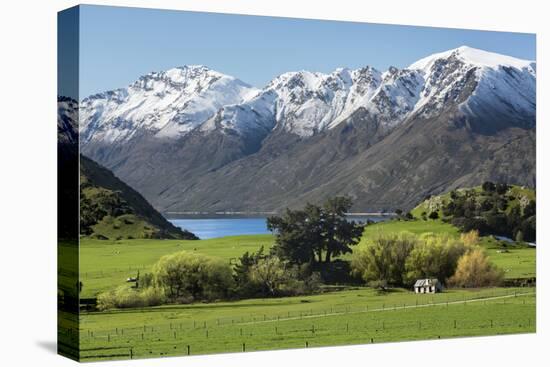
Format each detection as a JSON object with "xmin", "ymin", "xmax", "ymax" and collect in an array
[{"xmin": 169, "ymin": 215, "xmax": 391, "ymax": 239}]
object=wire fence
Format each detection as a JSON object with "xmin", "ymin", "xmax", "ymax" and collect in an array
[{"xmin": 58, "ymin": 289, "xmax": 536, "ymax": 360}]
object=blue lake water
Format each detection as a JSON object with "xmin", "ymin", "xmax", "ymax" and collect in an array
[{"xmin": 169, "ymin": 215, "xmax": 391, "ymax": 239}]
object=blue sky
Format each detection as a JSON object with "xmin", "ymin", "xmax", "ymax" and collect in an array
[{"xmin": 74, "ymin": 5, "xmax": 535, "ymax": 98}]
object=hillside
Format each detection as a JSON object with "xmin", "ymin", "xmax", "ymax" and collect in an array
[
  {"xmin": 411, "ymin": 183, "xmax": 536, "ymax": 242},
  {"xmin": 80, "ymin": 155, "xmax": 197, "ymax": 240}
]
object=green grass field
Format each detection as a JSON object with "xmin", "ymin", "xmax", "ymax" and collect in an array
[
  {"xmin": 75, "ymin": 219, "xmax": 535, "ymax": 298},
  {"xmin": 59, "ymin": 218, "xmax": 536, "ymax": 361},
  {"xmin": 69, "ymin": 287, "xmax": 535, "ymax": 361},
  {"xmin": 78, "ymin": 235, "xmax": 274, "ymax": 298}
]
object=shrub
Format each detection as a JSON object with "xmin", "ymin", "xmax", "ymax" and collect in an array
[
  {"xmin": 482, "ymin": 181, "xmax": 496, "ymax": 192},
  {"xmin": 139, "ymin": 272, "xmax": 154, "ymax": 288},
  {"xmin": 350, "ymin": 232, "xmax": 418, "ymax": 286},
  {"xmin": 249, "ymin": 256, "xmax": 289, "ymax": 296},
  {"xmin": 404, "ymin": 234, "xmax": 467, "ymax": 285},
  {"xmin": 152, "ymin": 251, "xmax": 234, "ymax": 302},
  {"xmin": 428, "ymin": 211, "xmax": 439, "ymax": 220},
  {"xmin": 448, "ymin": 249, "xmax": 504, "ymax": 288},
  {"xmin": 96, "ymin": 286, "xmax": 165, "ymax": 311},
  {"xmin": 460, "ymin": 230, "xmax": 480, "ymax": 247}
]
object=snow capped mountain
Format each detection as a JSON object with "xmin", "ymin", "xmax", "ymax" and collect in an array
[
  {"xmin": 80, "ymin": 65, "xmax": 258, "ymax": 144},
  {"xmin": 408, "ymin": 46, "xmax": 536, "ymax": 122},
  {"xmin": 202, "ymin": 66, "xmax": 382, "ymax": 138},
  {"xmin": 80, "ymin": 46, "xmax": 536, "ymax": 143},
  {"xmin": 268, "ymin": 67, "xmax": 382, "ymax": 136},
  {"xmin": 77, "ymin": 46, "xmax": 536, "ymax": 214},
  {"xmin": 195, "ymin": 46, "xmax": 535, "ymax": 138}
]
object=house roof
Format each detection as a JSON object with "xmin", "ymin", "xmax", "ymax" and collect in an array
[{"xmin": 414, "ymin": 279, "xmax": 440, "ymax": 287}]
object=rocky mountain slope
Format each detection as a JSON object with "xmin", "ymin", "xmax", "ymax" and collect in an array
[{"xmin": 79, "ymin": 46, "xmax": 536, "ymax": 213}]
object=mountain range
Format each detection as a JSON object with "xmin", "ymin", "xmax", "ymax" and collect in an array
[{"xmin": 79, "ymin": 46, "xmax": 536, "ymax": 213}]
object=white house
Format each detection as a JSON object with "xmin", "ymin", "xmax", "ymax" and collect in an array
[{"xmin": 414, "ymin": 279, "xmax": 442, "ymax": 294}]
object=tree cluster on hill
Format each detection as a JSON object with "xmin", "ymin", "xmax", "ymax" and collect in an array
[
  {"xmin": 350, "ymin": 231, "xmax": 503, "ymax": 289},
  {"xmin": 441, "ymin": 182, "xmax": 535, "ymax": 242}
]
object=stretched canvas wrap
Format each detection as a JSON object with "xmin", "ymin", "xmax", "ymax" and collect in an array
[{"xmin": 58, "ymin": 4, "xmax": 536, "ymax": 361}]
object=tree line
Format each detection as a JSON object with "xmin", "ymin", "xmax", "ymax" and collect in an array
[{"xmin": 96, "ymin": 194, "xmax": 509, "ymax": 311}]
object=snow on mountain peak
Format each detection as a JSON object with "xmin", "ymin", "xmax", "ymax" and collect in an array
[
  {"xmin": 407, "ymin": 46, "xmax": 536, "ymax": 121},
  {"xmin": 80, "ymin": 47, "xmax": 536, "ymax": 144},
  {"xmin": 409, "ymin": 46, "xmax": 534, "ymax": 72},
  {"xmin": 80, "ymin": 65, "xmax": 258, "ymax": 143}
]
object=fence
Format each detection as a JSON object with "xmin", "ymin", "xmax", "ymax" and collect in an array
[{"xmin": 69, "ymin": 289, "xmax": 535, "ymax": 361}]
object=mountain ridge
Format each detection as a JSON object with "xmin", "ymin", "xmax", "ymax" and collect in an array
[{"xmin": 79, "ymin": 46, "xmax": 536, "ymax": 213}]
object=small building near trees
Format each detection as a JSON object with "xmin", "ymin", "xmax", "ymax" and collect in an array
[{"xmin": 414, "ymin": 278, "xmax": 442, "ymax": 294}]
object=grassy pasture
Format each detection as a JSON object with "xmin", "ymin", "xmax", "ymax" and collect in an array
[
  {"xmin": 71, "ymin": 287, "xmax": 535, "ymax": 361},
  {"xmin": 78, "ymin": 235, "xmax": 274, "ymax": 298},
  {"xmin": 75, "ymin": 219, "xmax": 535, "ymax": 298},
  {"xmin": 58, "ymin": 218, "xmax": 536, "ymax": 361}
]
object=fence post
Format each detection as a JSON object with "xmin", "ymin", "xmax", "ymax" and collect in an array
[
  {"xmin": 130, "ymin": 347, "xmax": 133, "ymax": 359},
  {"xmin": 242, "ymin": 343, "xmax": 246, "ymax": 352},
  {"xmin": 187, "ymin": 345, "xmax": 190, "ymax": 355}
]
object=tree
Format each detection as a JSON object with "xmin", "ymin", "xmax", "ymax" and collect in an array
[
  {"xmin": 523, "ymin": 200, "xmax": 536, "ymax": 218},
  {"xmin": 233, "ymin": 247, "xmax": 266, "ymax": 297},
  {"xmin": 495, "ymin": 183, "xmax": 509, "ymax": 195},
  {"xmin": 515, "ymin": 230, "xmax": 524, "ymax": 243},
  {"xmin": 448, "ymin": 249, "xmax": 504, "ymax": 288},
  {"xmin": 350, "ymin": 232, "xmax": 418, "ymax": 286},
  {"xmin": 460, "ymin": 230, "xmax": 480, "ymax": 247},
  {"xmin": 267, "ymin": 197, "xmax": 363, "ymax": 265},
  {"xmin": 404, "ymin": 234, "xmax": 467, "ymax": 285},
  {"xmin": 249, "ymin": 257, "xmax": 289, "ymax": 296},
  {"xmin": 482, "ymin": 181, "xmax": 496, "ymax": 192},
  {"xmin": 267, "ymin": 204, "xmax": 324, "ymax": 264},
  {"xmin": 428, "ymin": 211, "xmax": 439, "ymax": 220},
  {"xmin": 152, "ymin": 251, "xmax": 234, "ymax": 302},
  {"xmin": 322, "ymin": 197, "xmax": 364, "ymax": 263}
]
